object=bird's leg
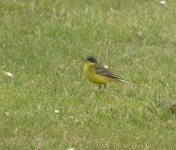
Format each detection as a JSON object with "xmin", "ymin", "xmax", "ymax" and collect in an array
[
  {"xmin": 99, "ymin": 85, "xmax": 103, "ymax": 93},
  {"xmin": 103, "ymin": 84, "xmax": 107, "ymax": 90},
  {"xmin": 99, "ymin": 84, "xmax": 107, "ymax": 93},
  {"xmin": 99, "ymin": 85, "xmax": 102, "ymax": 90}
]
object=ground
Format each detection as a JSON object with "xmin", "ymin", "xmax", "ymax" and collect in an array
[{"xmin": 0, "ymin": 0, "xmax": 176, "ymax": 149}]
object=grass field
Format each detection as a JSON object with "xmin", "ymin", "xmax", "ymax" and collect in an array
[{"xmin": 1, "ymin": 0, "xmax": 176, "ymax": 149}]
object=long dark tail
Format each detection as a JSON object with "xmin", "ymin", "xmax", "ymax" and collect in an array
[
  {"xmin": 119, "ymin": 78, "xmax": 131, "ymax": 84},
  {"xmin": 111, "ymin": 74, "xmax": 132, "ymax": 84}
]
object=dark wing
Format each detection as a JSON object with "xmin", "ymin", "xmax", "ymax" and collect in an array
[
  {"xmin": 92, "ymin": 64, "xmax": 122, "ymax": 80},
  {"xmin": 92, "ymin": 64, "xmax": 131, "ymax": 83}
]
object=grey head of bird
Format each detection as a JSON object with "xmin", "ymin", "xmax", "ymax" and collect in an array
[{"xmin": 85, "ymin": 56, "xmax": 97, "ymax": 63}]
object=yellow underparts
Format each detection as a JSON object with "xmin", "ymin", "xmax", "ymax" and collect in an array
[{"xmin": 84, "ymin": 62, "xmax": 116, "ymax": 85}]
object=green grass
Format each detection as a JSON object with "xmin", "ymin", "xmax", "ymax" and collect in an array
[{"xmin": 1, "ymin": 0, "xmax": 176, "ymax": 149}]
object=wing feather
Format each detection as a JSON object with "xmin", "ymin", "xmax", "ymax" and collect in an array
[
  {"xmin": 92, "ymin": 64, "xmax": 131, "ymax": 83},
  {"xmin": 92, "ymin": 64, "xmax": 121, "ymax": 79}
]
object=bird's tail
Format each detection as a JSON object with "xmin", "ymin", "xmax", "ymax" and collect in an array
[
  {"xmin": 109, "ymin": 73, "xmax": 132, "ymax": 84},
  {"xmin": 119, "ymin": 78, "xmax": 132, "ymax": 84}
]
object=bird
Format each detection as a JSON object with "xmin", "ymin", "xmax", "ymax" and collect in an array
[{"xmin": 83, "ymin": 56, "xmax": 131, "ymax": 92}]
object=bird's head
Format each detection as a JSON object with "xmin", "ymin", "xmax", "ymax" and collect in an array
[{"xmin": 85, "ymin": 56, "xmax": 97, "ymax": 63}]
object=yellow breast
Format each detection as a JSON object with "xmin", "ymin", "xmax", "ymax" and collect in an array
[{"xmin": 84, "ymin": 62, "xmax": 114, "ymax": 85}]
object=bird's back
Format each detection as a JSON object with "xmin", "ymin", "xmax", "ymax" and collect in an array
[{"xmin": 84, "ymin": 62, "xmax": 116, "ymax": 85}]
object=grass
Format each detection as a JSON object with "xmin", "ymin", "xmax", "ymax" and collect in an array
[{"xmin": 1, "ymin": 0, "xmax": 176, "ymax": 149}]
